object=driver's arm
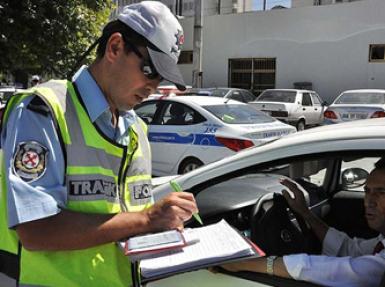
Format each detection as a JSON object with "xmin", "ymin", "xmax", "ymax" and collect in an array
[
  {"xmin": 220, "ymin": 257, "xmax": 291, "ymax": 278},
  {"xmin": 280, "ymin": 178, "xmax": 329, "ymax": 242}
]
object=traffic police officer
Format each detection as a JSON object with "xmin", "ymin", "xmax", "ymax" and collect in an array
[{"xmin": 0, "ymin": 2, "xmax": 198, "ymax": 286}]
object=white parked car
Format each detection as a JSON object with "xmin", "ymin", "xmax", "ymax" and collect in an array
[
  {"xmin": 134, "ymin": 96, "xmax": 296, "ymax": 176},
  {"xmin": 0, "ymin": 86, "xmax": 25, "ymax": 124},
  {"xmin": 149, "ymin": 118, "xmax": 385, "ymax": 287},
  {"xmin": 323, "ymin": 89, "xmax": 385, "ymax": 124},
  {"xmin": 250, "ymin": 89, "xmax": 326, "ymax": 131}
]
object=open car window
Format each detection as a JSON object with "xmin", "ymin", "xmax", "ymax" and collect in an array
[{"xmin": 340, "ymin": 157, "xmax": 380, "ymax": 192}]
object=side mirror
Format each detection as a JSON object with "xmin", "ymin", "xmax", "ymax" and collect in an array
[
  {"xmin": 322, "ymin": 101, "xmax": 328, "ymax": 106},
  {"xmin": 341, "ymin": 168, "xmax": 369, "ymax": 189}
]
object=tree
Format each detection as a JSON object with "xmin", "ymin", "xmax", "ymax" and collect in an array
[{"xmin": 0, "ymin": 0, "xmax": 113, "ymax": 86}]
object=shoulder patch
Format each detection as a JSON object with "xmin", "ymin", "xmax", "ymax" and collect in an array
[
  {"xmin": 27, "ymin": 96, "xmax": 50, "ymax": 117},
  {"xmin": 13, "ymin": 141, "xmax": 48, "ymax": 182}
]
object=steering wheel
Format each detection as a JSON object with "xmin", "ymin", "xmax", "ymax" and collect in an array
[{"xmin": 249, "ymin": 184, "xmax": 320, "ymax": 256}]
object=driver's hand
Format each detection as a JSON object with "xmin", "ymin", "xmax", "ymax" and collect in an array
[{"xmin": 280, "ymin": 178, "xmax": 309, "ymax": 216}]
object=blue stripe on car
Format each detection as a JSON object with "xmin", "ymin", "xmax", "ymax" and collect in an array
[{"xmin": 149, "ymin": 132, "xmax": 223, "ymax": 146}]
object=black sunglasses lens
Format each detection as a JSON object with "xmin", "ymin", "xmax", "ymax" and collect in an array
[{"xmin": 142, "ymin": 61, "xmax": 161, "ymax": 80}]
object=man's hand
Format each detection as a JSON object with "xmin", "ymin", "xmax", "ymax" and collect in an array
[
  {"xmin": 280, "ymin": 178, "xmax": 329, "ymax": 242},
  {"xmin": 144, "ymin": 191, "xmax": 199, "ymax": 231},
  {"xmin": 280, "ymin": 178, "xmax": 309, "ymax": 216}
]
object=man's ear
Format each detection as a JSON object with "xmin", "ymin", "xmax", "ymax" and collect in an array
[{"xmin": 105, "ymin": 33, "xmax": 125, "ymax": 62}]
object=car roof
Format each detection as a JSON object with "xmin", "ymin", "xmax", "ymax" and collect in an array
[
  {"xmin": 153, "ymin": 118, "xmax": 385, "ymax": 199},
  {"xmin": 262, "ymin": 89, "xmax": 316, "ymax": 93},
  {"xmin": 160, "ymin": 95, "xmax": 247, "ymax": 106},
  {"xmin": 340, "ymin": 89, "xmax": 385, "ymax": 94}
]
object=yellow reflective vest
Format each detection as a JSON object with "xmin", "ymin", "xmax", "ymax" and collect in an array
[{"xmin": 0, "ymin": 80, "xmax": 153, "ymax": 286}]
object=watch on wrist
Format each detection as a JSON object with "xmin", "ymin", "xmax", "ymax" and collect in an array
[{"xmin": 266, "ymin": 255, "xmax": 278, "ymax": 276}]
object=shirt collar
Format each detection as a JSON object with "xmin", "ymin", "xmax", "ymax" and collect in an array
[
  {"xmin": 72, "ymin": 65, "xmax": 109, "ymax": 123},
  {"xmin": 72, "ymin": 65, "xmax": 137, "ymax": 126}
]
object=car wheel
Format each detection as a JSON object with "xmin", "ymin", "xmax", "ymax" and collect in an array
[
  {"xmin": 178, "ymin": 158, "xmax": 204, "ymax": 174},
  {"xmin": 296, "ymin": 120, "xmax": 305, "ymax": 131}
]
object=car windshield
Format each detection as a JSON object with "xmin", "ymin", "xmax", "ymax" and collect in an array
[
  {"xmin": 257, "ymin": 91, "xmax": 296, "ymax": 103},
  {"xmin": 335, "ymin": 92, "xmax": 385, "ymax": 104},
  {"xmin": 203, "ymin": 104, "xmax": 275, "ymax": 124},
  {"xmin": 210, "ymin": 89, "xmax": 230, "ymax": 97}
]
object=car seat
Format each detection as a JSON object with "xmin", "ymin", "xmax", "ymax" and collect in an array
[{"xmin": 166, "ymin": 104, "xmax": 185, "ymax": 125}]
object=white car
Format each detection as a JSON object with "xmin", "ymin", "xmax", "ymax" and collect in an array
[
  {"xmin": 149, "ymin": 118, "xmax": 385, "ymax": 287},
  {"xmin": 250, "ymin": 89, "xmax": 326, "ymax": 131},
  {"xmin": 323, "ymin": 89, "xmax": 385, "ymax": 124},
  {"xmin": 134, "ymin": 96, "xmax": 296, "ymax": 176},
  {"xmin": 0, "ymin": 86, "xmax": 25, "ymax": 124}
]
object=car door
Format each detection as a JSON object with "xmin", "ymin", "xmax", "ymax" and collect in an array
[
  {"xmin": 310, "ymin": 93, "xmax": 324, "ymax": 125},
  {"xmin": 150, "ymin": 102, "xmax": 206, "ymax": 175},
  {"xmin": 301, "ymin": 92, "xmax": 316, "ymax": 125}
]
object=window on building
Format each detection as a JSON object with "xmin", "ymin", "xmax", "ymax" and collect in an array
[
  {"xmin": 178, "ymin": 51, "xmax": 193, "ymax": 64},
  {"xmin": 369, "ymin": 44, "xmax": 385, "ymax": 62},
  {"xmin": 229, "ymin": 58, "xmax": 276, "ymax": 96}
]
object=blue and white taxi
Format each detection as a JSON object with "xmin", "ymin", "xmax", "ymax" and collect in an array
[{"xmin": 134, "ymin": 96, "xmax": 296, "ymax": 176}]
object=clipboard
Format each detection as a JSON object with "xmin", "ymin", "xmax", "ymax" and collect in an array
[{"xmin": 138, "ymin": 220, "xmax": 265, "ymax": 284}]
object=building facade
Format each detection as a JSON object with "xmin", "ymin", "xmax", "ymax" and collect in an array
[
  {"xmin": 292, "ymin": 0, "xmax": 362, "ymax": 8},
  {"xmin": 114, "ymin": 0, "xmax": 253, "ymax": 16},
  {"xmin": 177, "ymin": 0, "xmax": 385, "ymax": 103}
]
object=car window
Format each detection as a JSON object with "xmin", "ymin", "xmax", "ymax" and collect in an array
[
  {"xmin": 162, "ymin": 102, "xmax": 205, "ymax": 125},
  {"xmin": 335, "ymin": 92, "xmax": 385, "ymax": 104},
  {"xmin": 257, "ymin": 90, "xmax": 296, "ymax": 103},
  {"xmin": 340, "ymin": 157, "xmax": 380, "ymax": 192},
  {"xmin": 242, "ymin": 90, "xmax": 257, "ymax": 102},
  {"xmin": 228, "ymin": 91, "xmax": 244, "ymax": 102},
  {"xmin": 311, "ymin": 93, "xmax": 321, "ymax": 106},
  {"xmin": 203, "ymin": 104, "xmax": 275, "ymax": 124},
  {"xmin": 302, "ymin": 93, "xmax": 312, "ymax": 106},
  {"xmin": 134, "ymin": 102, "xmax": 158, "ymax": 124},
  {"xmin": 195, "ymin": 157, "xmax": 333, "ymax": 234},
  {"xmin": 210, "ymin": 89, "xmax": 229, "ymax": 97}
]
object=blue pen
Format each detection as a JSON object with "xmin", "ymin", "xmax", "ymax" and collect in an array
[{"xmin": 170, "ymin": 180, "xmax": 203, "ymax": 225}]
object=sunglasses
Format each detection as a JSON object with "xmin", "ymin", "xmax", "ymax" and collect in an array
[{"xmin": 122, "ymin": 37, "xmax": 163, "ymax": 81}]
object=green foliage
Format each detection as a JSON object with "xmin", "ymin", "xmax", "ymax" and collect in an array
[{"xmin": 0, "ymin": 0, "xmax": 114, "ymax": 78}]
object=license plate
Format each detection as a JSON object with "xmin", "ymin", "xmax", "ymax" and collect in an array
[
  {"xmin": 341, "ymin": 113, "xmax": 367, "ymax": 120},
  {"xmin": 261, "ymin": 110, "xmax": 272, "ymax": 116}
]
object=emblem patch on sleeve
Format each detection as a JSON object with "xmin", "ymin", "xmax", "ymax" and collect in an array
[{"xmin": 13, "ymin": 141, "xmax": 48, "ymax": 182}]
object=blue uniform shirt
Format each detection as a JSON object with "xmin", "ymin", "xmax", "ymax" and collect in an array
[{"xmin": 1, "ymin": 66, "xmax": 138, "ymax": 227}]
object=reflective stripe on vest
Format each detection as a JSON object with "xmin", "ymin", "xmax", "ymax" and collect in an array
[{"xmin": 0, "ymin": 80, "xmax": 153, "ymax": 287}]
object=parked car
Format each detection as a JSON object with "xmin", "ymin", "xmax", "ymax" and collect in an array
[
  {"xmin": 323, "ymin": 89, "xmax": 385, "ymax": 124},
  {"xmin": 134, "ymin": 96, "xmax": 296, "ymax": 176},
  {"xmin": 150, "ymin": 118, "xmax": 385, "ymax": 287},
  {"xmin": 250, "ymin": 89, "xmax": 326, "ymax": 131},
  {"xmin": 0, "ymin": 86, "xmax": 24, "ymax": 122},
  {"xmin": 184, "ymin": 87, "xmax": 257, "ymax": 103},
  {"xmin": 157, "ymin": 83, "xmax": 192, "ymax": 96}
]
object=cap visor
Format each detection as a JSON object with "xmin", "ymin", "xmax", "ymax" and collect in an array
[{"xmin": 148, "ymin": 48, "xmax": 186, "ymax": 91}]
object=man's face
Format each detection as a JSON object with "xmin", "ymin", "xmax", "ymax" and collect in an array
[
  {"xmin": 104, "ymin": 34, "xmax": 162, "ymax": 111},
  {"xmin": 364, "ymin": 168, "xmax": 385, "ymax": 234}
]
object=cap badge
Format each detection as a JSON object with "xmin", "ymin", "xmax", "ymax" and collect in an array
[{"xmin": 171, "ymin": 30, "xmax": 184, "ymax": 55}]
